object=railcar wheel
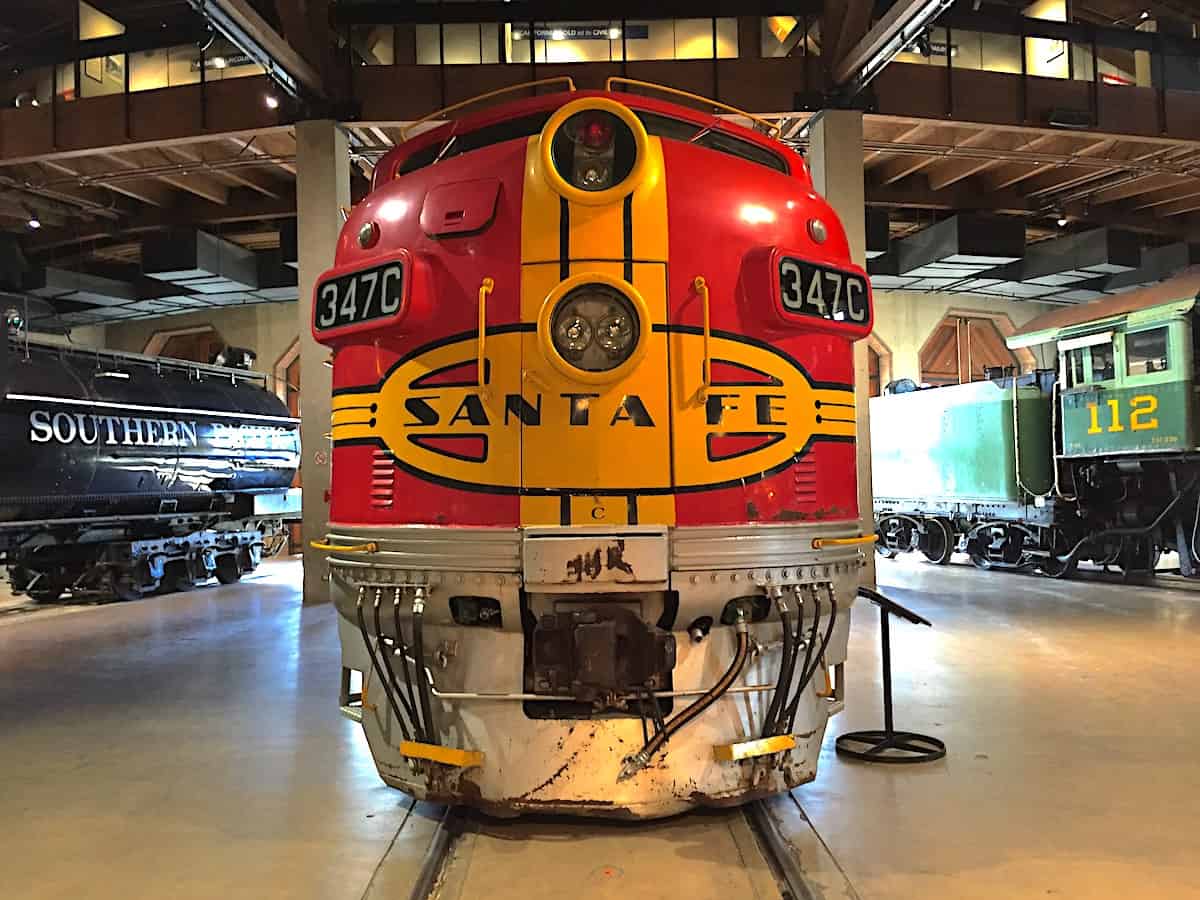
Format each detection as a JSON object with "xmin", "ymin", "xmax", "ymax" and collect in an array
[
  {"xmin": 112, "ymin": 578, "xmax": 144, "ymax": 603},
  {"xmin": 215, "ymin": 555, "xmax": 242, "ymax": 585},
  {"xmin": 919, "ymin": 518, "xmax": 955, "ymax": 565}
]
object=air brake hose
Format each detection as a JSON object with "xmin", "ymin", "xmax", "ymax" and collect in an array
[
  {"xmin": 355, "ymin": 587, "xmax": 413, "ymax": 743},
  {"xmin": 372, "ymin": 588, "xmax": 421, "ymax": 739},
  {"xmin": 619, "ymin": 611, "xmax": 751, "ymax": 781},
  {"xmin": 784, "ymin": 587, "xmax": 839, "ymax": 737},
  {"xmin": 410, "ymin": 586, "xmax": 438, "ymax": 744},
  {"xmin": 762, "ymin": 589, "xmax": 796, "ymax": 738},
  {"xmin": 392, "ymin": 588, "xmax": 426, "ymax": 743}
]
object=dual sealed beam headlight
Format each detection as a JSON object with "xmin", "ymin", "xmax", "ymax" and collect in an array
[{"xmin": 539, "ymin": 274, "xmax": 649, "ymax": 384}]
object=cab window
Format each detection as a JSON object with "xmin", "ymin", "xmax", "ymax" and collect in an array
[
  {"xmin": 1065, "ymin": 347, "xmax": 1086, "ymax": 387},
  {"xmin": 1064, "ymin": 340, "xmax": 1116, "ymax": 386},
  {"xmin": 1125, "ymin": 327, "xmax": 1169, "ymax": 376}
]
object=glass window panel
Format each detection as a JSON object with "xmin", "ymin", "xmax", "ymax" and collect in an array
[
  {"xmin": 1066, "ymin": 348, "xmax": 1086, "ymax": 387},
  {"xmin": 56, "ymin": 63, "xmax": 76, "ymax": 101},
  {"xmin": 442, "ymin": 24, "xmax": 481, "ymax": 64},
  {"xmin": 481, "ymin": 23, "xmax": 501, "ymax": 64},
  {"xmin": 673, "ymin": 18, "xmax": 715, "ymax": 59},
  {"xmin": 169, "ymin": 45, "xmax": 202, "ymax": 86},
  {"xmin": 980, "ymin": 32, "xmax": 1021, "ymax": 74},
  {"xmin": 78, "ymin": 1, "xmax": 124, "ymax": 40},
  {"xmin": 950, "ymin": 29, "xmax": 983, "ymax": 70},
  {"xmin": 206, "ymin": 38, "xmax": 264, "ymax": 80},
  {"xmin": 716, "ymin": 18, "xmax": 738, "ymax": 59},
  {"xmin": 1025, "ymin": 34, "xmax": 1070, "ymax": 79},
  {"xmin": 761, "ymin": 15, "xmax": 812, "ymax": 58},
  {"xmin": 353, "ymin": 25, "xmax": 395, "ymax": 65},
  {"xmin": 1126, "ymin": 328, "xmax": 1169, "ymax": 376},
  {"xmin": 1069, "ymin": 42, "xmax": 1095, "ymax": 81},
  {"xmin": 624, "ymin": 20, "xmax": 677, "ymax": 61},
  {"xmin": 130, "ymin": 44, "xmax": 202, "ymax": 91},
  {"xmin": 1090, "ymin": 342, "xmax": 1116, "ymax": 382},
  {"xmin": 80, "ymin": 54, "xmax": 125, "ymax": 97},
  {"xmin": 130, "ymin": 48, "xmax": 168, "ymax": 91},
  {"xmin": 416, "ymin": 24, "xmax": 441, "ymax": 64}
]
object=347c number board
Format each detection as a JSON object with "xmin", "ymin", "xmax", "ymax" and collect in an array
[
  {"xmin": 314, "ymin": 260, "xmax": 405, "ymax": 335},
  {"xmin": 778, "ymin": 257, "xmax": 870, "ymax": 325}
]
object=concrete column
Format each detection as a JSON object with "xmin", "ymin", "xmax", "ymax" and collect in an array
[
  {"xmin": 807, "ymin": 109, "xmax": 875, "ymax": 586},
  {"xmin": 295, "ymin": 120, "xmax": 350, "ymax": 604}
]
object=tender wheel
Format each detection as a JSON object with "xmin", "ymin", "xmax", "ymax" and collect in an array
[
  {"xmin": 918, "ymin": 517, "xmax": 955, "ymax": 565},
  {"xmin": 1116, "ymin": 541, "xmax": 1160, "ymax": 577},
  {"xmin": 215, "ymin": 555, "xmax": 243, "ymax": 585},
  {"xmin": 112, "ymin": 578, "xmax": 144, "ymax": 602}
]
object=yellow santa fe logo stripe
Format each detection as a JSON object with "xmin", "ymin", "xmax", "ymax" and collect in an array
[{"xmin": 330, "ymin": 327, "xmax": 854, "ymax": 496}]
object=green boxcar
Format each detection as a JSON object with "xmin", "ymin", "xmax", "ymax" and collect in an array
[{"xmin": 871, "ymin": 379, "xmax": 1053, "ymax": 504}]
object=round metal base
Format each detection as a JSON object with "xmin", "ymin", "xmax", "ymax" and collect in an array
[{"xmin": 834, "ymin": 729, "xmax": 946, "ymax": 764}]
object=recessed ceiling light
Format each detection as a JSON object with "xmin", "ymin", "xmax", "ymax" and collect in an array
[{"xmin": 264, "ymin": 94, "xmax": 279, "ymax": 110}]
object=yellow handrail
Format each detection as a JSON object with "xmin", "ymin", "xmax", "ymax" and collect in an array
[
  {"xmin": 604, "ymin": 77, "xmax": 780, "ymax": 137},
  {"xmin": 694, "ymin": 276, "xmax": 712, "ymax": 400},
  {"xmin": 811, "ymin": 535, "xmax": 877, "ymax": 549},
  {"xmin": 478, "ymin": 277, "xmax": 494, "ymax": 393},
  {"xmin": 400, "ymin": 77, "xmax": 577, "ymax": 141},
  {"xmin": 310, "ymin": 540, "xmax": 379, "ymax": 554}
]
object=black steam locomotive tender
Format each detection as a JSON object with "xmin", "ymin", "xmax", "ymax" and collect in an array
[{"xmin": 0, "ymin": 334, "xmax": 300, "ymax": 602}]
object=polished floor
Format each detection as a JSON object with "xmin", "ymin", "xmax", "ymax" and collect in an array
[{"xmin": 1, "ymin": 557, "xmax": 1198, "ymax": 898}]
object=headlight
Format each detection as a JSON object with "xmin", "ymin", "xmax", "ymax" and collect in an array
[
  {"xmin": 550, "ymin": 284, "xmax": 640, "ymax": 372},
  {"xmin": 539, "ymin": 99, "xmax": 651, "ymax": 206},
  {"xmin": 549, "ymin": 109, "xmax": 636, "ymax": 194}
]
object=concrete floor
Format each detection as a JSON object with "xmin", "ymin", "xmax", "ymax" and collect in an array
[
  {"xmin": 2, "ymin": 556, "xmax": 1198, "ymax": 899},
  {"xmin": 809, "ymin": 556, "xmax": 1200, "ymax": 900}
]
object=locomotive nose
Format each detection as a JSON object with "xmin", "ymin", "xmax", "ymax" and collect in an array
[{"xmin": 537, "ymin": 97, "xmax": 650, "ymax": 205}]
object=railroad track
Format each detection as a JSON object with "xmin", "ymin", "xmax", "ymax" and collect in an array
[{"xmin": 402, "ymin": 796, "xmax": 859, "ymax": 900}]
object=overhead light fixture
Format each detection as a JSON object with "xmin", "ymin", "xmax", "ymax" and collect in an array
[
  {"xmin": 26, "ymin": 209, "xmax": 41, "ymax": 230},
  {"xmin": 1056, "ymin": 213, "xmax": 1069, "ymax": 227},
  {"xmin": 608, "ymin": 27, "xmax": 621, "ymax": 40},
  {"xmin": 264, "ymin": 94, "xmax": 279, "ymax": 110},
  {"xmin": 1140, "ymin": 10, "xmax": 1150, "ymax": 19},
  {"xmin": 211, "ymin": 56, "xmax": 227, "ymax": 69},
  {"xmin": 550, "ymin": 29, "xmax": 565, "ymax": 41}
]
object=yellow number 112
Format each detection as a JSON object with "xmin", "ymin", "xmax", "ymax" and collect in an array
[{"xmin": 1087, "ymin": 395, "xmax": 1158, "ymax": 434}]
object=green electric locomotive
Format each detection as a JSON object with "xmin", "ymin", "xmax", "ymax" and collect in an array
[{"xmin": 873, "ymin": 268, "xmax": 1200, "ymax": 577}]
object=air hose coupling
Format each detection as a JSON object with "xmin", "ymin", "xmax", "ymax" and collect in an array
[{"xmin": 412, "ymin": 585, "xmax": 427, "ymax": 615}]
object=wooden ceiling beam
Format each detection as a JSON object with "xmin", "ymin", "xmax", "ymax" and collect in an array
[
  {"xmin": 39, "ymin": 157, "xmax": 176, "ymax": 208},
  {"xmin": 1130, "ymin": 182, "xmax": 1200, "ymax": 211},
  {"xmin": 161, "ymin": 145, "xmax": 284, "ymax": 199},
  {"xmin": 101, "ymin": 151, "xmax": 230, "ymax": 206},
  {"xmin": 1089, "ymin": 172, "xmax": 1187, "ymax": 205},
  {"xmin": 1154, "ymin": 195, "xmax": 1200, "ymax": 218}
]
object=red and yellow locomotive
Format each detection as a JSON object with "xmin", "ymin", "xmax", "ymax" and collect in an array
[{"xmin": 315, "ymin": 80, "xmax": 874, "ymax": 818}]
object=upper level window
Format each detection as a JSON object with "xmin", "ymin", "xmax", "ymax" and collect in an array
[
  {"xmin": 410, "ymin": 20, "xmax": 739, "ymax": 65},
  {"xmin": 1126, "ymin": 327, "xmax": 1169, "ymax": 376}
]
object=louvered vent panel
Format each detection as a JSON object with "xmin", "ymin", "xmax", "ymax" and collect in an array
[{"xmin": 370, "ymin": 448, "xmax": 394, "ymax": 509}]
